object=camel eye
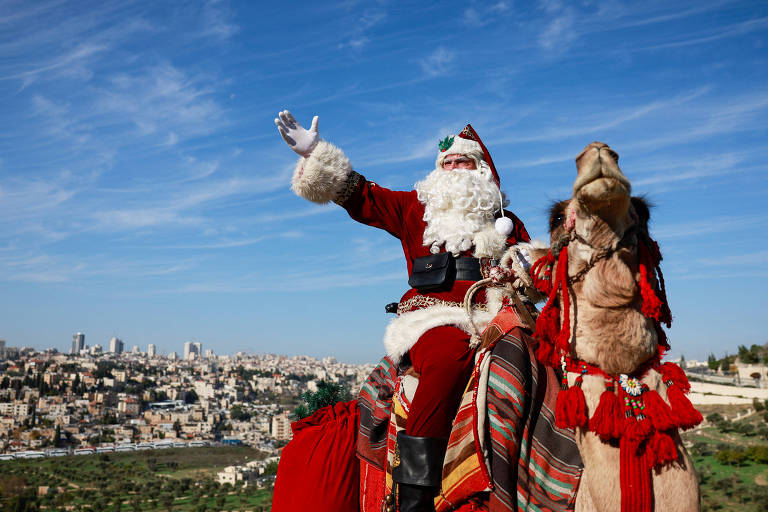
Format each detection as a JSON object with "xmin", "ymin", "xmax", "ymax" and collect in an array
[{"xmin": 551, "ymin": 212, "xmax": 565, "ymax": 228}]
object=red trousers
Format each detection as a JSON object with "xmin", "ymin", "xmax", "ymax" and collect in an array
[{"xmin": 406, "ymin": 325, "xmax": 475, "ymax": 438}]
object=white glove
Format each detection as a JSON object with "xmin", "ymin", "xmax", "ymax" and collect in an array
[{"xmin": 274, "ymin": 110, "xmax": 319, "ymax": 157}]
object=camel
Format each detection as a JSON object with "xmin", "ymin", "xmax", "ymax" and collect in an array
[{"xmin": 525, "ymin": 142, "xmax": 702, "ymax": 512}]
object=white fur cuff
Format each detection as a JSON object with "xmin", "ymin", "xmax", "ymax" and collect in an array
[{"xmin": 291, "ymin": 140, "xmax": 353, "ymax": 204}]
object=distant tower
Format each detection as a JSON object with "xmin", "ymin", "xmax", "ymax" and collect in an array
[
  {"xmin": 71, "ymin": 333, "xmax": 85, "ymax": 354},
  {"xmin": 131, "ymin": 345, "xmax": 140, "ymax": 354},
  {"xmin": 0, "ymin": 339, "xmax": 5, "ymax": 360},
  {"xmin": 184, "ymin": 341, "xmax": 193, "ymax": 360},
  {"xmin": 193, "ymin": 342, "xmax": 202, "ymax": 358},
  {"xmin": 109, "ymin": 337, "xmax": 124, "ymax": 354},
  {"xmin": 147, "ymin": 344, "xmax": 156, "ymax": 358}
]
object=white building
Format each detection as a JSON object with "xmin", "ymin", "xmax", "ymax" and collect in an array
[
  {"xmin": 147, "ymin": 344, "xmax": 156, "ymax": 358},
  {"xmin": 271, "ymin": 413, "xmax": 292, "ymax": 441},
  {"xmin": 109, "ymin": 337, "xmax": 124, "ymax": 354}
]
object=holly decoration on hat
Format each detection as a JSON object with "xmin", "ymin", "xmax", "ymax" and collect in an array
[{"xmin": 438, "ymin": 136, "xmax": 454, "ymax": 152}]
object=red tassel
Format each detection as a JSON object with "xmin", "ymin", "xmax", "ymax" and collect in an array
[
  {"xmin": 648, "ymin": 431, "xmax": 678, "ymax": 468},
  {"xmin": 655, "ymin": 263, "xmax": 672, "ymax": 327},
  {"xmin": 589, "ymin": 389, "xmax": 624, "ymax": 440},
  {"xmin": 642, "ymin": 390, "xmax": 675, "ymax": 431},
  {"xmin": 531, "ymin": 253, "xmax": 554, "ymax": 295},
  {"xmin": 658, "ymin": 362, "xmax": 690, "ymax": 392},
  {"xmin": 666, "ymin": 385, "xmax": 702, "ymax": 430},
  {"xmin": 535, "ymin": 340, "xmax": 559, "ymax": 368},
  {"xmin": 534, "ymin": 305, "xmax": 560, "ymax": 345},
  {"xmin": 638, "ymin": 241, "xmax": 664, "ymax": 322},
  {"xmin": 556, "ymin": 384, "xmax": 587, "ymax": 429},
  {"xmin": 555, "ymin": 247, "xmax": 571, "ymax": 353},
  {"xmin": 638, "ymin": 263, "xmax": 662, "ymax": 321}
]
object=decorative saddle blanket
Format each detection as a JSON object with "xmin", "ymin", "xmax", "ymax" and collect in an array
[{"xmin": 357, "ymin": 313, "xmax": 583, "ymax": 511}]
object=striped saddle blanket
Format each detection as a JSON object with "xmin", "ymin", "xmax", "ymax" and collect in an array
[{"xmin": 358, "ymin": 317, "xmax": 583, "ymax": 511}]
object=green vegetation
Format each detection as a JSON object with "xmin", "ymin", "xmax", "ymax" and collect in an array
[
  {"xmin": 292, "ymin": 380, "xmax": 350, "ymax": 420},
  {"xmin": 0, "ymin": 446, "xmax": 273, "ymax": 511},
  {"xmin": 685, "ymin": 404, "xmax": 768, "ymax": 511}
]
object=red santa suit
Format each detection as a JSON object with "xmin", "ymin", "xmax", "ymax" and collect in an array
[{"xmin": 291, "ymin": 125, "xmax": 529, "ymax": 437}]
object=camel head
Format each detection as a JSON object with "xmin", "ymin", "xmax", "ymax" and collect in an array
[{"xmin": 531, "ymin": 142, "xmax": 670, "ymax": 375}]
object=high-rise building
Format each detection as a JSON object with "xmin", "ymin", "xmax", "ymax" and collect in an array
[
  {"xmin": 71, "ymin": 333, "xmax": 85, "ymax": 355},
  {"xmin": 147, "ymin": 344, "xmax": 156, "ymax": 358},
  {"xmin": 109, "ymin": 337, "xmax": 124, "ymax": 354},
  {"xmin": 184, "ymin": 341, "xmax": 202, "ymax": 360},
  {"xmin": 131, "ymin": 345, "xmax": 140, "ymax": 354},
  {"xmin": 168, "ymin": 351, "xmax": 177, "ymax": 360},
  {"xmin": 0, "ymin": 339, "xmax": 5, "ymax": 360}
]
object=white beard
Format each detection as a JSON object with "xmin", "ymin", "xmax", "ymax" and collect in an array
[{"xmin": 414, "ymin": 164, "xmax": 509, "ymax": 258}]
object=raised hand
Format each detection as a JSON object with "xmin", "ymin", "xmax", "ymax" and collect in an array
[{"xmin": 274, "ymin": 110, "xmax": 319, "ymax": 157}]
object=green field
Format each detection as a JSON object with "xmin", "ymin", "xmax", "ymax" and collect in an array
[
  {"xmin": 683, "ymin": 404, "xmax": 768, "ymax": 511},
  {"xmin": 0, "ymin": 446, "xmax": 274, "ymax": 511},
  {"xmin": 2, "ymin": 403, "xmax": 767, "ymax": 511}
]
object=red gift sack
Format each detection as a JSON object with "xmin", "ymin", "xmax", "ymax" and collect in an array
[{"xmin": 272, "ymin": 400, "xmax": 361, "ymax": 512}]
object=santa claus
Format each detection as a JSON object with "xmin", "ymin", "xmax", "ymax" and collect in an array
[{"xmin": 275, "ymin": 110, "xmax": 529, "ymax": 512}]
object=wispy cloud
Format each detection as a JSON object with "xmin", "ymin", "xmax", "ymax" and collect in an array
[
  {"xmin": 463, "ymin": 2, "xmax": 511, "ymax": 27},
  {"xmin": 96, "ymin": 63, "xmax": 224, "ymax": 139},
  {"xmin": 695, "ymin": 249, "xmax": 768, "ymax": 267},
  {"xmin": 652, "ymin": 215, "xmax": 768, "ymax": 239},
  {"xmin": 337, "ymin": 5, "xmax": 387, "ymax": 50},
  {"xmin": 640, "ymin": 16, "xmax": 768, "ymax": 51},
  {"xmin": 200, "ymin": 0, "xmax": 239, "ymax": 40},
  {"xmin": 420, "ymin": 47, "xmax": 454, "ymax": 77}
]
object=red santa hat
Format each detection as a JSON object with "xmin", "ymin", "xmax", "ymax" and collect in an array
[{"xmin": 435, "ymin": 124, "xmax": 501, "ymax": 187}]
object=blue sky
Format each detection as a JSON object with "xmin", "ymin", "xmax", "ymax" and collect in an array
[{"xmin": 0, "ymin": 0, "xmax": 766, "ymax": 364}]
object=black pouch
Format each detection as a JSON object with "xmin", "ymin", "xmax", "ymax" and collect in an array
[{"xmin": 408, "ymin": 253, "xmax": 456, "ymax": 293}]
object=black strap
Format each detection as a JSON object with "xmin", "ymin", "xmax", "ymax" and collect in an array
[{"xmin": 455, "ymin": 257, "xmax": 482, "ymax": 281}]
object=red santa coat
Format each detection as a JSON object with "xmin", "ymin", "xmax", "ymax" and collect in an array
[
  {"xmin": 291, "ymin": 140, "xmax": 529, "ymax": 362},
  {"xmin": 337, "ymin": 171, "xmax": 529, "ymax": 361}
]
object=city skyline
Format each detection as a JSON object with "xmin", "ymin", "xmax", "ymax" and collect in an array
[{"xmin": 0, "ymin": 1, "xmax": 766, "ymax": 364}]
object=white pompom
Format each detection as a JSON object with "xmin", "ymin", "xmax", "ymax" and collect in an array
[{"xmin": 495, "ymin": 216, "xmax": 514, "ymax": 236}]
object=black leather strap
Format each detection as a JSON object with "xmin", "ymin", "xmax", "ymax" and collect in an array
[{"xmin": 455, "ymin": 256, "xmax": 482, "ymax": 281}]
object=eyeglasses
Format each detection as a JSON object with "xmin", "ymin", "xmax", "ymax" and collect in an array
[{"xmin": 442, "ymin": 156, "xmax": 474, "ymax": 169}]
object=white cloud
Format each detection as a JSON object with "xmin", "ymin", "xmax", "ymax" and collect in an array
[
  {"xmin": 420, "ymin": 47, "xmax": 454, "ymax": 77},
  {"xmin": 200, "ymin": 0, "xmax": 238, "ymax": 40},
  {"xmin": 95, "ymin": 63, "xmax": 224, "ymax": 139},
  {"xmin": 538, "ymin": 10, "xmax": 576, "ymax": 50}
]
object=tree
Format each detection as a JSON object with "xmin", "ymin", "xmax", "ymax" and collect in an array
[
  {"xmin": 292, "ymin": 380, "xmax": 349, "ymax": 419},
  {"xmin": 230, "ymin": 405, "xmax": 250, "ymax": 422},
  {"xmin": 53, "ymin": 425, "xmax": 62, "ymax": 448},
  {"xmin": 707, "ymin": 353, "xmax": 718, "ymax": 371}
]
